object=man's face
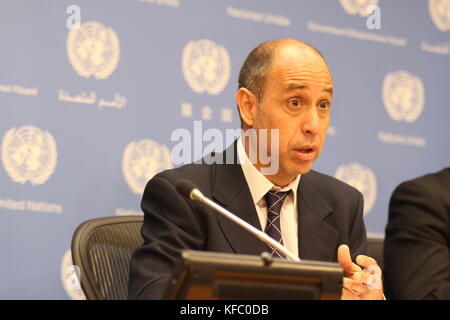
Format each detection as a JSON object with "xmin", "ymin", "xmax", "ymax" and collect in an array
[{"xmin": 253, "ymin": 44, "xmax": 333, "ymax": 185}]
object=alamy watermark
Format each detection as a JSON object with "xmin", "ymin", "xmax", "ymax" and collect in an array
[
  {"xmin": 364, "ymin": 264, "xmax": 383, "ymax": 290},
  {"xmin": 171, "ymin": 121, "xmax": 280, "ymax": 175},
  {"xmin": 66, "ymin": 5, "xmax": 81, "ymax": 29},
  {"xmin": 64, "ymin": 264, "xmax": 82, "ymax": 290},
  {"xmin": 366, "ymin": 5, "xmax": 381, "ymax": 30}
]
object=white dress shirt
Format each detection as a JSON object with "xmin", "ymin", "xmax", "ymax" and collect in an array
[{"xmin": 237, "ymin": 137, "xmax": 301, "ymax": 258}]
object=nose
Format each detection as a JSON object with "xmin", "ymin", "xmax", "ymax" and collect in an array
[{"xmin": 301, "ymin": 107, "xmax": 320, "ymax": 136}]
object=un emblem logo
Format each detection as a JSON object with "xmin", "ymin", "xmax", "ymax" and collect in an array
[
  {"xmin": 182, "ymin": 39, "xmax": 231, "ymax": 95},
  {"xmin": 335, "ymin": 163, "xmax": 377, "ymax": 215},
  {"xmin": 61, "ymin": 250, "xmax": 86, "ymax": 300},
  {"xmin": 339, "ymin": 0, "xmax": 379, "ymax": 17},
  {"xmin": 122, "ymin": 139, "xmax": 173, "ymax": 194},
  {"xmin": 383, "ymin": 71, "xmax": 425, "ymax": 123},
  {"xmin": 429, "ymin": 0, "xmax": 450, "ymax": 31},
  {"xmin": 1, "ymin": 126, "xmax": 57, "ymax": 185},
  {"xmin": 67, "ymin": 21, "xmax": 120, "ymax": 79}
]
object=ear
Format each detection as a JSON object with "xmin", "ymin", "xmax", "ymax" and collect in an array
[{"xmin": 235, "ymin": 87, "xmax": 258, "ymax": 128}]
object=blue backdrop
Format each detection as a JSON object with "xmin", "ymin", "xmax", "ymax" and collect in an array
[{"xmin": 0, "ymin": 0, "xmax": 449, "ymax": 299}]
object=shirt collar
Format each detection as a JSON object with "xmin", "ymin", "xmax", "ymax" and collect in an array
[{"xmin": 237, "ymin": 137, "xmax": 301, "ymax": 206}]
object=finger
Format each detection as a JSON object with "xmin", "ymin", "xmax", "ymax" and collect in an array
[
  {"xmin": 342, "ymin": 278, "xmax": 359, "ymax": 297},
  {"xmin": 351, "ymin": 270, "xmax": 370, "ymax": 283},
  {"xmin": 338, "ymin": 244, "xmax": 362, "ymax": 275},
  {"xmin": 338, "ymin": 244, "xmax": 359, "ymax": 273},
  {"xmin": 356, "ymin": 255, "xmax": 378, "ymax": 269},
  {"xmin": 342, "ymin": 277, "xmax": 367, "ymax": 295},
  {"xmin": 364, "ymin": 265, "xmax": 383, "ymax": 290},
  {"xmin": 341, "ymin": 287, "xmax": 359, "ymax": 300},
  {"xmin": 365, "ymin": 274, "xmax": 383, "ymax": 290},
  {"xmin": 349, "ymin": 268, "xmax": 383, "ymax": 293},
  {"xmin": 347, "ymin": 270, "xmax": 373, "ymax": 291},
  {"xmin": 366, "ymin": 264, "xmax": 382, "ymax": 277}
]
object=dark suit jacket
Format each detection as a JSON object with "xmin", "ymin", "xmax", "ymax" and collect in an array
[
  {"xmin": 384, "ymin": 168, "xmax": 450, "ymax": 300},
  {"xmin": 128, "ymin": 142, "xmax": 367, "ymax": 299}
]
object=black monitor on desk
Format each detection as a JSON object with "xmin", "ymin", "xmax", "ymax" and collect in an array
[{"xmin": 163, "ymin": 250, "xmax": 343, "ymax": 300}]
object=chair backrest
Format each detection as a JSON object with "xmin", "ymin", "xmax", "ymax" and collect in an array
[
  {"xmin": 366, "ymin": 237, "xmax": 384, "ymax": 270},
  {"xmin": 71, "ymin": 215, "xmax": 144, "ymax": 300}
]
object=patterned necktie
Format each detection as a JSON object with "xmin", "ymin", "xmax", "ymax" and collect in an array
[{"xmin": 264, "ymin": 190, "xmax": 289, "ymax": 258}]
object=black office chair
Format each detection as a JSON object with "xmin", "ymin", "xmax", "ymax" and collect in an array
[
  {"xmin": 366, "ymin": 237, "xmax": 384, "ymax": 270},
  {"xmin": 71, "ymin": 215, "xmax": 144, "ymax": 300}
]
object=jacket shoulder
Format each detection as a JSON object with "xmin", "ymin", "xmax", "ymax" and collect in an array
[
  {"xmin": 397, "ymin": 168, "xmax": 450, "ymax": 189},
  {"xmin": 305, "ymin": 170, "xmax": 363, "ymax": 199},
  {"xmin": 392, "ymin": 167, "xmax": 450, "ymax": 204},
  {"xmin": 146, "ymin": 162, "xmax": 214, "ymax": 194}
]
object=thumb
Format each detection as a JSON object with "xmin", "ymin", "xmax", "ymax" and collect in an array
[{"xmin": 337, "ymin": 244, "xmax": 361, "ymax": 275}]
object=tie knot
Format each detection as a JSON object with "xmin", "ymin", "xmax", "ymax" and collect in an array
[{"xmin": 264, "ymin": 190, "xmax": 289, "ymax": 216}]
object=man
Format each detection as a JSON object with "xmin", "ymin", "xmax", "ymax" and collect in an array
[
  {"xmin": 384, "ymin": 168, "xmax": 450, "ymax": 299},
  {"xmin": 128, "ymin": 39, "xmax": 383, "ymax": 300}
]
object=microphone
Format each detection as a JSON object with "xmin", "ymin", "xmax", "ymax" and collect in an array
[{"xmin": 176, "ymin": 179, "xmax": 300, "ymax": 262}]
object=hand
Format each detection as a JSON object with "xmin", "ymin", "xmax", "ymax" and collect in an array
[{"xmin": 338, "ymin": 244, "xmax": 384, "ymax": 300}]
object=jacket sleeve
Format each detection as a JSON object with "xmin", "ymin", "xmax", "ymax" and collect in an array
[
  {"xmin": 127, "ymin": 175, "xmax": 205, "ymax": 300},
  {"xmin": 384, "ymin": 180, "xmax": 450, "ymax": 299}
]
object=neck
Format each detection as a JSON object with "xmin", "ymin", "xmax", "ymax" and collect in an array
[
  {"xmin": 264, "ymin": 173, "xmax": 296, "ymax": 188},
  {"xmin": 243, "ymin": 139, "xmax": 295, "ymax": 188}
]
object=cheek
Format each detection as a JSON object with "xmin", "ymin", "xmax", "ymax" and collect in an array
[
  {"xmin": 254, "ymin": 107, "xmax": 287, "ymax": 140},
  {"xmin": 277, "ymin": 127, "xmax": 297, "ymax": 160},
  {"xmin": 257, "ymin": 106, "xmax": 278, "ymax": 128},
  {"xmin": 253, "ymin": 108, "xmax": 272, "ymax": 131},
  {"xmin": 318, "ymin": 123, "xmax": 329, "ymax": 152}
]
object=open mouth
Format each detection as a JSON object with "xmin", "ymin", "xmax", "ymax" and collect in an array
[{"xmin": 292, "ymin": 146, "xmax": 317, "ymax": 161}]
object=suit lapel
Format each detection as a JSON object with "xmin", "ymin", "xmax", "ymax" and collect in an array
[
  {"xmin": 297, "ymin": 171, "xmax": 339, "ymax": 261},
  {"xmin": 211, "ymin": 142, "xmax": 267, "ymax": 255}
]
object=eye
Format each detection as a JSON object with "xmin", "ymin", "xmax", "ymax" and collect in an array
[
  {"xmin": 288, "ymin": 98, "xmax": 302, "ymax": 108},
  {"xmin": 318, "ymin": 100, "xmax": 330, "ymax": 111}
]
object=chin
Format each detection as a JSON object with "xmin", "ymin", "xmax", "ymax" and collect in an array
[
  {"xmin": 286, "ymin": 154, "xmax": 316, "ymax": 176},
  {"xmin": 289, "ymin": 163, "xmax": 313, "ymax": 176},
  {"xmin": 298, "ymin": 167, "xmax": 312, "ymax": 175}
]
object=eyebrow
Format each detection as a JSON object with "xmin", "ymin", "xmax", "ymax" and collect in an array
[{"xmin": 286, "ymin": 84, "xmax": 333, "ymax": 95}]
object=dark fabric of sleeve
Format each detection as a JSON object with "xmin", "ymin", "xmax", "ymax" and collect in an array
[
  {"xmin": 128, "ymin": 175, "xmax": 205, "ymax": 300},
  {"xmin": 384, "ymin": 177, "xmax": 450, "ymax": 300}
]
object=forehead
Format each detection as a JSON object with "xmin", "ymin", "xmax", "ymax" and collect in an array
[{"xmin": 267, "ymin": 45, "xmax": 333, "ymax": 89}]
